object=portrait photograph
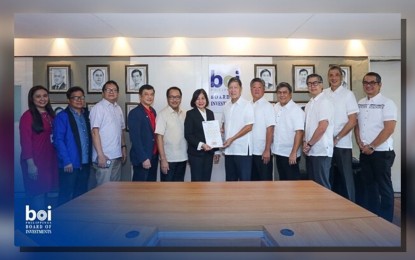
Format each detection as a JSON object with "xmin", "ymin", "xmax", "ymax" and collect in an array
[
  {"xmin": 47, "ymin": 65, "xmax": 70, "ymax": 93},
  {"xmin": 292, "ymin": 65, "xmax": 315, "ymax": 93},
  {"xmin": 125, "ymin": 65, "xmax": 148, "ymax": 94},
  {"xmin": 329, "ymin": 64, "xmax": 352, "ymax": 90},
  {"xmin": 125, "ymin": 102, "xmax": 138, "ymax": 131},
  {"xmin": 254, "ymin": 64, "xmax": 277, "ymax": 92},
  {"xmin": 50, "ymin": 102, "xmax": 67, "ymax": 115},
  {"xmin": 87, "ymin": 65, "xmax": 109, "ymax": 93}
]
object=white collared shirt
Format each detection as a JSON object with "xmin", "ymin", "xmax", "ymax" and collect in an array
[
  {"xmin": 324, "ymin": 86, "xmax": 359, "ymax": 149},
  {"xmin": 251, "ymin": 97, "xmax": 275, "ymax": 155},
  {"xmin": 155, "ymin": 106, "xmax": 188, "ymax": 162},
  {"xmin": 304, "ymin": 92, "xmax": 334, "ymax": 157},
  {"xmin": 357, "ymin": 93, "xmax": 397, "ymax": 151},
  {"xmin": 272, "ymin": 99, "xmax": 305, "ymax": 157},
  {"xmin": 222, "ymin": 97, "xmax": 255, "ymax": 155},
  {"xmin": 90, "ymin": 98, "xmax": 125, "ymax": 161}
]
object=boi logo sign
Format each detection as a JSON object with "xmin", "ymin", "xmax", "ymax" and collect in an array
[
  {"xmin": 25, "ymin": 205, "xmax": 52, "ymax": 221},
  {"xmin": 24, "ymin": 205, "xmax": 53, "ymax": 234}
]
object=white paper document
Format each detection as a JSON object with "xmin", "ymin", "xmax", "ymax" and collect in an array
[{"xmin": 202, "ymin": 120, "xmax": 223, "ymax": 148}]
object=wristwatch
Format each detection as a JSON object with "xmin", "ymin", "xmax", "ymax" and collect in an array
[{"xmin": 368, "ymin": 144, "xmax": 375, "ymax": 151}]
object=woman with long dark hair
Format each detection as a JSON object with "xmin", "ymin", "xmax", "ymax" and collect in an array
[{"xmin": 19, "ymin": 85, "xmax": 58, "ymax": 208}]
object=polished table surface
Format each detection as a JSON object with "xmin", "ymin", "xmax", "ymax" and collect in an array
[{"xmin": 51, "ymin": 181, "xmax": 400, "ymax": 247}]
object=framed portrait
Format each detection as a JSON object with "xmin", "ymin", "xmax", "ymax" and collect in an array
[
  {"xmin": 86, "ymin": 102, "xmax": 97, "ymax": 112},
  {"xmin": 292, "ymin": 65, "xmax": 315, "ymax": 93},
  {"xmin": 340, "ymin": 65, "xmax": 352, "ymax": 90},
  {"xmin": 50, "ymin": 102, "xmax": 67, "ymax": 115},
  {"xmin": 125, "ymin": 65, "xmax": 148, "ymax": 94},
  {"xmin": 47, "ymin": 65, "xmax": 71, "ymax": 93},
  {"xmin": 125, "ymin": 102, "xmax": 138, "ymax": 131},
  {"xmin": 254, "ymin": 64, "xmax": 277, "ymax": 92},
  {"xmin": 87, "ymin": 65, "xmax": 109, "ymax": 93}
]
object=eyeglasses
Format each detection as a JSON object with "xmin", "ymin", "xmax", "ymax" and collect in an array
[
  {"xmin": 104, "ymin": 88, "xmax": 118, "ymax": 93},
  {"xmin": 307, "ymin": 81, "xmax": 322, "ymax": 87},
  {"xmin": 362, "ymin": 81, "xmax": 379, "ymax": 86},
  {"xmin": 168, "ymin": 96, "xmax": 181, "ymax": 100},
  {"xmin": 70, "ymin": 96, "xmax": 85, "ymax": 101}
]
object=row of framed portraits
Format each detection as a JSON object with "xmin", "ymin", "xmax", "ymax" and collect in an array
[
  {"xmin": 254, "ymin": 64, "xmax": 352, "ymax": 92},
  {"xmin": 47, "ymin": 64, "xmax": 148, "ymax": 94},
  {"xmin": 47, "ymin": 63, "xmax": 352, "ymax": 94}
]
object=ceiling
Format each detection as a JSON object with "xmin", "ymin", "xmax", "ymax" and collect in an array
[{"xmin": 14, "ymin": 13, "xmax": 401, "ymax": 40}]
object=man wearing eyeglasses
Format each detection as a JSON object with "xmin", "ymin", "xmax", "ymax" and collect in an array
[
  {"xmin": 354, "ymin": 72, "xmax": 397, "ymax": 222},
  {"xmin": 90, "ymin": 80, "xmax": 127, "ymax": 186},
  {"xmin": 155, "ymin": 86, "xmax": 188, "ymax": 181},
  {"xmin": 303, "ymin": 74, "xmax": 334, "ymax": 189},
  {"xmin": 323, "ymin": 65, "xmax": 359, "ymax": 202},
  {"xmin": 53, "ymin": 86, "xmax": 92, "ymax": 205}
]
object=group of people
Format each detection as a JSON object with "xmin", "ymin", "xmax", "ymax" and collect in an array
[{"xmin": 19, "ymin": 65, "xmax": 397, "ymax": 222}]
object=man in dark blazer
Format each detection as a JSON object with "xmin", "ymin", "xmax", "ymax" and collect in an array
[
  {"xmin": 128, "ymin": 84, "xmax": 158, "ymax": 181},
  {"xmin": 184, "ymin": 89, "xmax": 220, "ymax": 181}
]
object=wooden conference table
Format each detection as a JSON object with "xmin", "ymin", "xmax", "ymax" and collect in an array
[{"xmin": 51, "ymin": 181, "xmax": 401, "ymax": 248}]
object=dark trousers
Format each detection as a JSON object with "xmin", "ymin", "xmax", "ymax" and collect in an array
[
  {"xmin": 58, "ymin": 164, "xmax": 90, "ymax": 206},
  {"xmin": 359, "ymin": 150, "xmax": 395, "ymax": 222},
  {"xmin": 188, "ymin": 154, "xmax": 214, "ymax": 181},
  {"xmin": 330, "ymin": 147, "xmax": 355, "ymax": 202},
  {"xmin": 251, "ymin": 154, "xmax": 273, "ymax": 181},
  {"xmin": 132, "ymin": 154, "xmax": 159, "ymax": 182},
  {"xmin": 275, "ymin": 155, "xmax": 301, "ymax": 180},
  {"xmin": 160, "ymin": 161, "xmax": 187, "ymax": 182},
  {"xmin": 306, "ymin": 156, "xmax": 332, "ymax": 189},
  {"xmin": 225, "ymin": 155, "xmax": 252, "ymax": 181}
]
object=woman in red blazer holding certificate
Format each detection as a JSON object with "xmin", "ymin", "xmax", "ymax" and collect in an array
[{"xmin": 184, "ymin": 89, "xmax": 220, "ymax": 181}]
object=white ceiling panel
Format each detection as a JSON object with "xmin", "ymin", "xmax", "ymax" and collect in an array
[
  {"xmin": 291, "ymin": 13, "xmax": 401, "ymax": 40},
  {"xmin": 14, "ymin": 13, "xmax": 401, "ymax": 40}
]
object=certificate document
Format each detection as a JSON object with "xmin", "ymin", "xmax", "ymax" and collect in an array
[{"xmin": 202, "ymin": 120, "xmax": 223, "ymax": 148}]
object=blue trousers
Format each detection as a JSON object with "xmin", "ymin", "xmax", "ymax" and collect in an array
[
  {"xmin": 275, "ymin": 154, "xmax": 301, "ymax": 180},
  {"xmin": 58, "ymin": 164, "xmax": 90, "ymax": 205},
  {"xmin": 330, "ymin": 147, "xmax": 355, "ymax": 202},
  {"xmin": 251, "ymin": 154, "xmax": 273, "ymax": 181},
  {"xmin": 225, "ymin": 155, "xmax": 252, "ymax": 181},
  {"xmin": 359, "ymin": 150, "xmax": 395, "ymax": 222},
  {"xmin": 188, "ymin": 154, "xmax": 214, "ymax": 182},
  {"xmin": 306, "ymin": 156, "xmax": 332, "ymax": 189},
  {"xmin": 160, "ymin": 161, "xmax": 187, "ymax": 182},
  {"xmin": 132, "ymin": 154, "xmax": 159, "ymax": 182}
]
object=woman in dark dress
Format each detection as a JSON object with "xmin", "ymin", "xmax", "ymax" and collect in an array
[{"xmin": 184, "ymin": 89, "xmax": 220, "ymax": 181}]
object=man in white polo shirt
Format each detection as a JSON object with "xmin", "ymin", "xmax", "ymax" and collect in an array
[
  {"xmin": 222, "ymin": 77, "xmax": 255, "ymax": 181},
  {"xmin": 324, "ymin": 65, "xmax": 359, "ymax": 202},
  {"xmin": 354, "ymin": 72, "xmax": 397, "ymax": 222},
  {"xmin": 303, "ymin": 74, "xmax": 334, "ymax": 189},
  {"xmin": 155, "ymin": 86, "xmax": 188, "ymax": 182},
  {"xmin": 250, "ymin": 78, "xmax": 275, "ymax": 181},
  {"xmin": 90, "ymin": 80, "xmax": 127, "ymax": 186},
  {"xmin": 272, "ymin": 82, "xmax": 305, "ymax": 180}
]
